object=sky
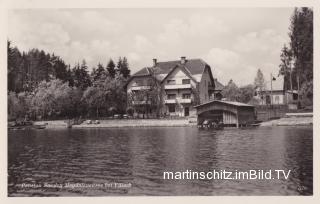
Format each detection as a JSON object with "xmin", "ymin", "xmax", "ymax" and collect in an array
[{"xmin": 8, "ymin": 8, "xmax": 294, "ymax": 85}]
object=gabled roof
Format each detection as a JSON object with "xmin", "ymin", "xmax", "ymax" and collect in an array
[
  {"xmin": 132, "ymin": 67, "xmax": 150, "ymax": 77},
  {"xmin": 129, "ymin": 58, "xmax": 213, "ymax": 84},
  {"xmin": 194, "ymin": 100, "xmax": 254, "ymax": 108},
  {"xmin": 160, "ymin": 63, "xmax": 198, "ymax": 83}
]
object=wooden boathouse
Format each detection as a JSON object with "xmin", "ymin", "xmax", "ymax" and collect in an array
[{"xmin": 194, "ymin": 100, "xmax": 255, "ymax": 128}]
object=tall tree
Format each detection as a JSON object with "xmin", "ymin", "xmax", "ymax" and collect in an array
[
  {"xmin": 8, "ymin": 41, "xmax": 22, "ymax": 92},
  {"xmin": 254, "ymin": 69, "xmax": 266, "ymax": 91},
  {"xmin": 7, "ymin": 41, "xmax": 70, "ymax": 92},
  {"xmin": 239, "ymin": 84, "xmax": 256, "ymax": 103},
  {"xmin": 119, "ymin": 57, "xmax": 130, "ymax": 78},
  {"xmin": 72, "ymin": 60, "xmax": 92, "ymax": 90},
  {"xmin": 279, "ymin": 7, "xmax": 313, "ymax": 106},
  {"xmin": 91, "ymin": 63, "xmax": 106, "ymax": 81},
  {"xmin": 116, "ymin": 57, "xmax": 131, "ymax": 78},
  {"xmin": 116, "ymin": 57, "xmax": 122, "ymax": 75},
  {"xmin": 279, "ymin": 44, "xmax": 295, "ymax": 90},
  {"xmin": 120, "ymin": 57, "xmax": 130, "ymax": 79},
  {"xmin": 221, "ymin": 79, "xmax": 241, "ymax": 102},
  {"xmin": 106, "ymin": 59, "xmax": 116, "ymax": 78}
]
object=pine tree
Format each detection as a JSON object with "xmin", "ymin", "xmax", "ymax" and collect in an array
[
  {"xmin": 106, "ymin": 59, "xmax": 116, "ymax": 78},
  {"xmin": 72, "ymin": 60, "xmax": 92, "ymax": 90},
  {"xmin": 116, "ymin": 57, "xmax": 122, "ymax": 75},
  {"xmin": 91, "ymin": 63, "xmax": 106, "ymax": 81},
  {"xmin": 66, "ymin": 65, "xmax": 74, "ymax": 87},
  {"xmin": 119, "ymin": 57, "xmax": 130, "ymax": 78}
]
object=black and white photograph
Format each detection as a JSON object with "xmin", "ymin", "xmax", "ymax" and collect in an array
[{"xmin": 3, "ymin": 0, "xmax": 316, "ymax": 199}]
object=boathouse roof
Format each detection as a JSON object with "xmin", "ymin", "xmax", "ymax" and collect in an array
[{"xmin": 194, "ymin": 100, "xmax": 254, "ymax": 108}]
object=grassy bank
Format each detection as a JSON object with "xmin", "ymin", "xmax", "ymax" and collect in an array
[{"xmin": 260, "ymin": 116, "xmax": 313, "ymax": 126}]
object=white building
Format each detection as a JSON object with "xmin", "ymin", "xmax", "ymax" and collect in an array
[{"xmin": 253, "ymin": 75, "xmax": 298, "ymax": 106}]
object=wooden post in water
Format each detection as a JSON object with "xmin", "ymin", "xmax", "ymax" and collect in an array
[{"xmin": 236, "ymin": 112, "xmax": 239, "ymax": 128}]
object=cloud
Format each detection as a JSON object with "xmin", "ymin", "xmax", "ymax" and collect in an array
[
  {"xmin": 204, "ymin": 48, "xmax": 241, "ymax": 70},
  {"xmin": 157, "ymin": 13, "xmax": 229, "ymax": 45},
  {"xmin": 8, "ymin": 10, "xmax": 124, "ymax": 68},
  {"xmin": 134, "ymin": 35, "xmax": 153, "ymax": 52},
  {"xmin": 8, "ymin": 9, "xmax": 291, "ymax": 81},
  {"xmin": 203, "ymin": 48, "xmax": 261, "ymax": 86},
  {"xmin": 188, "ymin": 13, "xmax": 230, "ymax": 37},
  {"xmin": 9, "ymin": 17, "xmax": 70, "ymax": 54},
  {"xmin": 157, "ymin": 19, "xmax": 187, "ymax": 45},
  {"xmin": 67, "ymin": 11, "xmax": 124, "ymax": 38},
  {"xmin": 233, "ymin": 29, "xmax": 286, "ymax": 53},
  {"xmin": 203, "ymin": 48, "xmax": 241, "ymax": 84},
  {"xmin": 128, "ymin": 52, "xmax": 141, "ymax": 63},
  {"xmin": 66, "ymin": 40, "xmax": 117, "ymax": 66}
]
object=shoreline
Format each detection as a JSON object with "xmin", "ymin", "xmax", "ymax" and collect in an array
[
  {"xmin": 30, "ymin": 116, "xmax": 313, "ymax": 129},
  {"xmin": 33, "ymin": 119, "xmax": 195, "ymax": 129},
  {"xmin": 259, "ymin": 116, "xmax": 313, "ymax": 127}
]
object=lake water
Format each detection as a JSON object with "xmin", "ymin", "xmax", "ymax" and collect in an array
[{"xmin": 8, "ymin": 126, "xmax": 313, "ymax": 196}]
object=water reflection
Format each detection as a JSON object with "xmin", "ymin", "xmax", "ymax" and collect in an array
[{"xmin": 8, "ymin": 126, "xmax": 312, "ymax": 196}]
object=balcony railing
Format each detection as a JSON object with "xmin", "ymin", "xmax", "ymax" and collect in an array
[
  {"xmin": 164, "ymin": 99, "xmax": 176, "ymax": 104},
  {"xmin": 131, "ymin": 85, "xmax": 151, "ymax": 91},
  {"xmin": 178, "ymin": 98, "xmax": 192, "ymax": 103},
  {"xmin": 164, "ymin": 84, "xmax": 192, "ymax": 90},
  {"xmin": 164, "ymin": 98, "xmax": 192, "ymax": 104}
]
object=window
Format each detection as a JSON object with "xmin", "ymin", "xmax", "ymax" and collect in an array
[
  {"xmin": 182, "ymin": 79, "xmax": 190, "ymax": 84},
  {"xmin": 182, "ymin": 93, "xmax": 191, "ymax": 99},
  {"xmin": 275, "ymin": 95, "xmax": 280, "ymax": 104},
  {"xmin": 167, "ymin": 79, "xmax": 176, "ymax": 85},
  {"xmin": 168, "ymin": 105, "xmax": 175, "ymax": 113},
  {"xmin": 147, "ymin": 79, "xmax": 153, "ymax": 85},
  {"xmin": 135, "ymin": 79, "xmax": 143, "ymax": 86},
  {"xmin": 167, "ymin": 94, "xmax": 176, "ymax": 99},
  {"xmin": 266, "ymin": 95, "xmax": 271, "ymax": 104}
]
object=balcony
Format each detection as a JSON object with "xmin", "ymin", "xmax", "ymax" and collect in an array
[
  {"xmin": 164, "ymin": 84, "xmax": 192, "ymax": 90},
  {"xmin": 164, "ymin": 99, "xmax": 176, "ymax": 104},
  {"xmin": 132, "ymin": 100, "xmax": 151, "ymax": 105},
  {"xmin": 178, "ymin": 98, "xmax": 192, "ymax": 103},
  {"xmin": 164, "ymin": 98, "xmax": 192, "ymax": 104},
  {"xmin": 131, "ymin": 85, "xmax": 151, "ymax": 91}
]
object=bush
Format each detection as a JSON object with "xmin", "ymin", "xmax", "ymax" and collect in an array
[{"xmin": 126, "ymin": 107, "xmax": 134, "ymax": 116}]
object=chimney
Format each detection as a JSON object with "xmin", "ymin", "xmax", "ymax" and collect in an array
[
  {"xmin": 180, "ymin": 56, "xmax": 186, "ymax": 64},
  {"xmin": 153, "ymin": 58, "xmax": 157, "ymax": 67}
]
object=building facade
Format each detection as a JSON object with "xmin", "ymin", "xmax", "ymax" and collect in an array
[
  {"xmin": 126, "ymin": 57, "xmax": 216, "ymax": 117},
  {"xmin": 252, "ymin": 75, "xmax": 298, "ymax": 106}
]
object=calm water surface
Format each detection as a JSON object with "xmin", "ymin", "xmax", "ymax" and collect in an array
[{"xmin": 8, "ymin": 126, "xmax": 313, "ymax": 196}]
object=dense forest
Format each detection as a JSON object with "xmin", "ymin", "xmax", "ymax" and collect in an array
[{"xmin": 8, "ymin": 41, "xmax": 131, "ymax": 120}]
